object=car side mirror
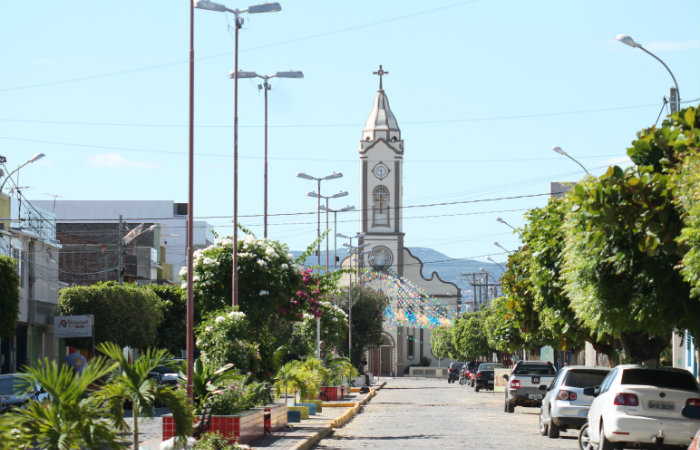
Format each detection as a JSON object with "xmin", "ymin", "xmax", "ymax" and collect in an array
[{"xmin": 503, "ymin": 374, "xmax": 509, "ymax": 380}]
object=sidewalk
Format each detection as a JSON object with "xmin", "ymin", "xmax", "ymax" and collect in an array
[{"xmin": 139, "ymin": 381, "xmax": 386, "ymax": 450}]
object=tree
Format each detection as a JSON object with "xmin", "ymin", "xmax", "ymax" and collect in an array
[
  {"xmin": 58, "ymin": 282, "xmax": 164, "ymax": 349},
  {"xmin": 451, "ymin": 311, "xmax": 490, "ymax": 360},
  {"xmin": 562, "ymin": 166, "xmax": 697, "ymax": 362},
  {"xmin": 0, "ymin": 255, "xmax": 19, "ymax": 338},
  {"xmin": 97, "ymin": 342, "xmax": 193, "ymax": 450},
  {"xmin": 430, "ymin": 326, "xmax": 457, "ymax": 361},
  {"xmin": 1, "ymin": 357, "xmax": 122, "ymax": 450},
  {"xmin": 337, "ymin": 285, "xmax": 389, "ymax": 367},
  {"xmin": 146, "ymin": 284, "xmax": 187, "ymax": 356}
]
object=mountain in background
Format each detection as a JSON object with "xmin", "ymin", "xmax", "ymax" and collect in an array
[{"xmin": 290, "ymin": 247, "xmax": 505, "ymax": 311}]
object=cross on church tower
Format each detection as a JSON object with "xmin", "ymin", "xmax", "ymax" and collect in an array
[{"xmin": 373, "ymin": 65, "xmax": 389, "ymax": 90}]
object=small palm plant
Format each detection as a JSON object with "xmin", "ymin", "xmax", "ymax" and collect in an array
[
  {"xmin": 327, "ymin": 357, "xmax": 358, "ymax": 387},
  {"xmin": 299, "ymin": 358, "xmax": 325, "ymax": 401},
  {"xmin": 97, "ymin": 342, "xmax": 193, "ymax": 450},
  {"xmin": 0, "ymin": 356, "xmax": 122, "ymax": 450},
  {"xmin": 273, "ymin": 360, "xmax": 303, "ymax": 405}
]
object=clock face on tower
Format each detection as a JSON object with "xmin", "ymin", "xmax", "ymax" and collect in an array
[
  {"xmin": 373, "ymin": 163, "xmax": 389, "ymax": 179},
  {"xmin": 368, "ymin": 246, "xmax": 393, "ymax": 270}
]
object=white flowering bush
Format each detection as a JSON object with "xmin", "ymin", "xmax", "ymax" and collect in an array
[
  {"xmin": 298, "ymin": 301, "xmax": 349, "ymax": 354},
  {"xmin": 195, "ymin": 307, "xmax": 260, "ymax": 374}
]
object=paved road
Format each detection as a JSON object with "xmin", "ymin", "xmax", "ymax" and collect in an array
[{"xmin": 316, "ymin": 377, "xmax": 579, "ymax": 450}]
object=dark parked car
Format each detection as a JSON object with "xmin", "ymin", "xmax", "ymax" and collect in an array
[
  {"xmin": 0, "ymin": 373, "xmax": 47, "ymax": 413},
  {"xmin": 474, "ymin": 362, "xmax": 504, "ymax": 392},
  {"xmin": 147, "ymin": 359, "xmax": 185, "ymax": 386},
  {"xmin": 447, "ymin": 361, "xmax": 464, "ymax": 383}
]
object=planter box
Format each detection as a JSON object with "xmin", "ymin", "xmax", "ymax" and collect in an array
[
  {"xmin": 162, "ymin": 409, "xmax": 264, "ymax": 444},
  {"xmin": 319, "ymin": 386, "xmax": 345, "ymax": 401},
  {"xmin": 287, "ymin": 405, "xmax": 309, "ymax": 419},
  {"xmin": 255, "ymin": 403, "xmax": 287, "ymax": 433}
]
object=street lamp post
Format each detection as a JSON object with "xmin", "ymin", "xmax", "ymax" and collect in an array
[
  {"xmin": 231, "ymin": 70, "xmax": 303, "ymax": 238},
  {"xmin": 296, "ymin": 171, "xmax": 343, "ymax": 269},
  {"xmin": 0, "ymin": 153, "xmax": 45, "ymax": 194},
  {"xmin": 551, "ymin": 146, "xmax": 590, "ymax": 175},
  {"xmin": 195, "ymin": 0, "xmax": 281, "ymax": 308},
  {"xmin": 338, "ymin": 235, "xmax": 368, "ymax": 362},
  {"xmin": 486, "ymin": 256, "xmax": 506, "ymax": 274},
  {"xmin": 308, "ymin": 191, "xmax": 348, "ymax": 272},
  {"xmin": 321, "ymin": 205, "xmax": 355, "ymax": 270},
  {"xmin": 616, "ymin": 34, "xmax": 681, "ymax": 113}
]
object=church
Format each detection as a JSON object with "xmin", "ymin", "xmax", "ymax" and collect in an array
[{"xmin": 340, "ymin": 67, "xmax": 461, "ymax": 377}]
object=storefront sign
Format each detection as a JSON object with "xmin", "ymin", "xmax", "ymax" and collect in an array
[{"xmin": 54, "ymin": 315, "xmax": 93, "ymax": 338}]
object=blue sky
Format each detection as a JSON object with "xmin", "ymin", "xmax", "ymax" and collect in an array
[{"xmin": 1, "ymin": 0, "xmax": 699, "ymax": 264}]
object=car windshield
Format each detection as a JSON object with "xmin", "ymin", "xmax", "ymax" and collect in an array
[
  {"xmin": 563, "ymin": 370, "xmax": 609, "ymax": 388},
  {"xmin": 478, "ymin": 364, "xmax": 503, "ymax": 371},
  {"xmin": 513, "ymin": 364, "xmax": 556, "ymax": 375},
  {"xmin": 621, "ymin": 369, "xmax": 698, "ymax": 391},
  {"xmin": 0, "ymin": 376, "xmax": 21, "ymax": 395},
  {"xmin": 150, "ymin": 365, "xmax": 179, "ymax": 374}
]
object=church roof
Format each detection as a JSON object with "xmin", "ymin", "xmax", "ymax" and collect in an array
[{"xmin": 362, "ymin": 89, "xmax": 401, "ymax": 139}]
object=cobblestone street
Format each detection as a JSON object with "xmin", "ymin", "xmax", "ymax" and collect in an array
[{"xmin": 315, "ymin": 377, "xmax": 579, "ymax": 450}]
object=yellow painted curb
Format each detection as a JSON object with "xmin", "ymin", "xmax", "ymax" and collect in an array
[
  {"xmin": 290, "ymin": 426, "xmax": 333, "ymax": 450},
  {"xmin": 322, "ymin": 402, "xmax": 357, "ymax": 407}
]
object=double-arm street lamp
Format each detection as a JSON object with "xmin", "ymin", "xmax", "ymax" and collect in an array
[
  {"xmin": 231, "ymin": 70, "xmax": 303, "ymax": 238},
  {"xmin": 486, "ymin": 256, "xmax": 506, "ymax": 274},
  {"xmin": 308, "ymin": 190, "xmax": 349, "ymax": 272},
  {"xmin": 195, "ymin": 0, "xmax": 281, "ymax": 308},
  {"xmin": 321, "ymin": 205, "xmax": 355, "ymax": 270},
  {"xmin": 0, "ymin": 153, "xmax": 45, "ymax": 194},
  {"xmin": 616, "ymin": 34, "xmax": 681, "ymax": 113},
  {"xmin": 493, "ymin": 241, "xmax": 514, "ymax": 255},
  {"xmin": 296, "ymin": 171, "xmax": 343, "ymax": 269}
]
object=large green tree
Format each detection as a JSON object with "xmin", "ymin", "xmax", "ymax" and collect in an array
[
  {"xmin": 145, "ymin": 284, "xmax": 187, "ymax": 356},
  {"xmin": 58, "ymin": 282, "xmax": 164, "ymax": 350},
  {"xmin": 430, "ymin": 325, "xmax": 457, "ymax": 361},
  {"xmin": 0, "ymin": 255, "xmax": 19, "ymax": 338},
  {"xmin": 336, "ymin": 285, "xmax": 389, "ymax": 367},
  {"xmin": 451, "ymin": 310, "xmax": 490, "ymax": 360}
]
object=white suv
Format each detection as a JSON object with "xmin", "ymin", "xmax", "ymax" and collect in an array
[
  {"xmin": 504, "ymin": 360, "xmax": 557, "ymax": 413},
  {"xmin": 586, "ymin": 365, "xmax": 700, "ymax": 449}
]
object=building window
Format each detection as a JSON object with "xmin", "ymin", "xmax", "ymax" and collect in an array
[
  {"xmin": 407, "ymin": 332, "xmax": 415, "ymax": 360},
  {"xmin": 372, "ymin": 185, "xmax": 390, "ymax": 227}
]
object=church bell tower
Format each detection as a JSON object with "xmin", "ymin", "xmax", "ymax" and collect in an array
[{"xmin": 359, "ymin": 66, "xmax": 405, "ymax": 276}]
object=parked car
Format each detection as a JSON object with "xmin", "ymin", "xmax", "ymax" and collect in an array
[
  {"xmin": 474, "ymin": 362, "xmax": 504, "ymax": 392},
  {"xmin": 0, "ymin": 373, "xmax": 47, "ymax": 413},
  {"xmin": 585, "ymin": 365, "xmax": 700, "ymax": 449},
  {"xmin": 504, "ymin": 360, "xmax": 557, "ymax": 412},
  {"xmin": 447, "ymin": 361, "xmax": 463, "ymax": 384},
  {"xmin": 463, "ymin": 361, "xmax": 479, "ymax": 387},
  {"xmin": 538, "ymin": 366, "xmax": 611, "ymax": 438},
  {"xmin": 148, "ymin": 358, "xmax": 185, "ymax": 386}
]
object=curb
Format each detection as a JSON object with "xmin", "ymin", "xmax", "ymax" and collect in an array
[{"xmin": 289, "ymin": 425, "xmax": 334, "ymax": 450}]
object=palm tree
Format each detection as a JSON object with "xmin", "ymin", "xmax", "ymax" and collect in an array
[
  {"xmin": 97, "ymin": 342, "xmax": 193, "ymax": 450},
  {"xmin": 273, "ymin": 360, "xmax": 303, "ymax": 406},
  {"xmin": 1, "ymin": 356, "xmax": 122, "ymax": 450}
]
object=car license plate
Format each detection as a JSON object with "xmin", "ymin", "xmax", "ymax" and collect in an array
[
  {"xmin": 528, "ymin": 394, "xmax": 543, "ymax": 400},
  {"xmin": 648, "ymin": 400, "xmax": 674, "ymax": 410}
]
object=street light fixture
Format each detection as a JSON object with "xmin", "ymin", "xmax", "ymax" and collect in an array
[
  {"xmin": 196, "ymin": 0, "xmax": 281, "ymax": 308},
  {"xmin": 321, "ymin": 205, "xmax": 355, "ymax": 270},
  {"xmin": 0, "ymin": 153, "xmax": 46, "ymax": 194},
  {"xmin": 486, "ymin": 256, "xmax": 506, "ymax": 274},
  {"xmin": 616, "ymin": 34, "xmax": 681, "ymax": 113},
  {"xmin": 231, "ymin": 70, "xmax": 304, "ymax": 238},
  {"xmin": 493, "ymin": 241, "xmax": 514, "ymax": 255},
  {"xmin": 551, "ymin": 146, "xmax": 590, "ymax": 175},
  {"xmin": 296, "ymin": 172, "xmax": 343, "ymax": 268}
]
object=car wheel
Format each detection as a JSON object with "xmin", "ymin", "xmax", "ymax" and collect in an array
[
  {"xmin": 505, "ymin": 396, "xmax": 514, "ymax": 413},
  {"xmin": 598, "ymin": 423, "xmax": 615, "ymax": 450},
  {"xmin": 538, "ymin": 410, "xmax": 548, "ymax": 435},
  {"xmin": 578, "ymin": 423, "xmax": 592, "ymax": 450},
  {"xmin": 474, "ymin": 384, "xmax": 480, "ymax": 392},
  {"xmin": 547, "ymin": 419, "xmax": 560, "ymax": 439}
]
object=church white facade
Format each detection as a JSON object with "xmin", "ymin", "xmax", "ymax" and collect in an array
[{"xmin": 340, "ymin": 68, "xmax": 461, "ymax": 376}]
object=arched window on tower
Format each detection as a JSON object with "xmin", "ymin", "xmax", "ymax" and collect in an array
[{"xmin": 372, "ymin": 185, "xmax": 390, "ymax": 227}]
